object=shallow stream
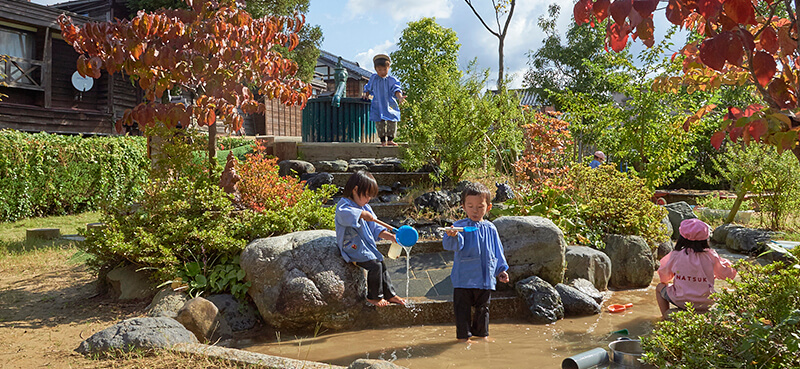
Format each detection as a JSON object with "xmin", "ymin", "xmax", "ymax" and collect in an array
[{"xmin": 239, "ymin": 284, "xmax": 663, "ymax": 368}]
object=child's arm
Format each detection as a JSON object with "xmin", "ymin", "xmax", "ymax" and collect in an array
[
  {"xmin": 712, "ymin": 251, "xmax": 737, "ymax": 280},
  {"xmin": 657, "ymin": 252, "xmax": 675, "ymax": 283},
  {"xmin": 491, "ymin": 226, "xmax": 510, "ymax": 283},
  {"xmin": 394, "ymin": 90, "xmax": 406, "ymax": 105},
  {"xmin": 378, "ymin": 230, "xmax": 397, "ymax": 243},
  {"xmin": 442, "ymin": 231, "xmax": 464, "ymax": 251},
  {"xmin": 362, "ymin": 75, "xmax": 374, "ymax": 99},
  {"xmin": 391, "ymin": 77, "xmax": 405, "ymax": 104},
  {"xmin": 336, "ymin": 202, "xmax": 364, "ymax": 228}
]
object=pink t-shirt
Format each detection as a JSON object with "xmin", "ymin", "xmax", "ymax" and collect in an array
[{"xmin": 658, "ymin": 248, "xmax": 737, "ymax": 309}]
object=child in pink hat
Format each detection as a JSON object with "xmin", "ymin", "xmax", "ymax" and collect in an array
[{"xmin": 656, "ymin": 218, "xmax": 737, "ymax": 318}]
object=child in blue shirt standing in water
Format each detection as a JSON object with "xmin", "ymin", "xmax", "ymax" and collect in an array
[
  {"xmin": 362, "ymin": 54, "xmax": 405, "ymax": 147},
  {"xmin": 443, "ymin": 182, "xmax": 509, "ymax": 342},
  {"xmin": 335, "ymin": 171, "xmax": 406, "ymax": 307}
]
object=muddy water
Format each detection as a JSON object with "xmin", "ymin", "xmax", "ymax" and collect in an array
[{"xmin": 241, "ymin": 283, "xmax": 664, "ymax": 368}]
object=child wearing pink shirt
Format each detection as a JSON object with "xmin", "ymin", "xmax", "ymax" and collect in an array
[{"xmin": 656, "ymin": 218, "xmax": 737, "ymax": 318}]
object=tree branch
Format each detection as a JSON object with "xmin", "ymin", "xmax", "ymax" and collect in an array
[
  {"xmin": 464, "ymin": 0, "xmax": 501, "ymax": 38},
  {"xmin": 501, "ymin": 0, "xmax": 516, "ymax": 38}
]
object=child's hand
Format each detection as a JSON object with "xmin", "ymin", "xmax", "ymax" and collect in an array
[
  {"xmin": 445, "ymin": 228, "xmax": 459, "ymax": 237},
  {"xmin": 497, "ymin": 271, "xmax": 509, "ymax": 283},
  {"xmin": 362, "ymin": 92, "xmax": 370, "ymax": 100},
  {"xmin": 360, "ymin": 210, "xmax": 376, "ymax": 222},
  {"xmin": 398, "ymin": 93, "xmax": 406, "ymax": 105}
]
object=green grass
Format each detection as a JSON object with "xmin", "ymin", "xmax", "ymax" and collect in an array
[{"xmin": 0, "ymin": 211, "xmax": 100, "ymax": 256}]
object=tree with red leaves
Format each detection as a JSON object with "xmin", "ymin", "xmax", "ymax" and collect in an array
[
  {"xmin": 58, "ymin": 0, "xmax": 311, "ymax": 164},
  {"xmin": 574, "ymin": 0, "xmax": 800, "ymax": 161}
]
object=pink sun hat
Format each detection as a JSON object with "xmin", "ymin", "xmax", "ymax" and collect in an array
[
  {"xmin": 594, "ymin": 151, "xmax": 606, "ymax": 161},
  {"xmin": 679, "ymin": 218, "xmax": 710, "ymax": 241}
]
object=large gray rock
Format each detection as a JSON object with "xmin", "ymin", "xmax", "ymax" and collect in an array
[
  {"xmin": 569, "ymin": 278, "xmax": 603, "ymax": 304},
  {"xmin": 76, "ymin": 317, "xmax": 197, "ymax": 355},
  {"xmin": 106, "ymin": 264, "xmax": 158, "ymax": 300},
  {"xmin": 207, "ymin": 294, "xmax": 262, "ymax": 332},
  {"xmin": 603, "ymin": 234, "xmax": 655, "ymax": 289},
  {"xmin": 303, "ymin": 172, "xmax": 334, "ymax": 191},
  {"xmin": 414, "ymin": 191, "xmax": 455, "ymax": 214},
  {"xmin": 176, "ymin": 297, "xmax": 231, "ymax": 342},
  {"xmin": 349, "ymin": 359, "xmax": 408, "ymax": 369},
  {"xmin": 145, "ymin": 287, "xmax": 188, "ymax": 318},
  {"xmin": 726, "ymin": 227, "xmax": 774, "ymax": 253},
  {"xmin": 712, "ymin": 223, "xmax": 743, "ymax": 245},
  {"xmin": 494, "ymin": 216, "xmax": 566, "ymax": 285},
  {"xmin": 660, "ymin": 216, "xmax": 673, "ymax": 240},
  {"xmin": 555, "ymin": 283, "xmax": 601, "ymax": 316},
  {"xmin": 279, "ymin": 160, "xmax": 315, "ymax": 177},
  {"xmin": 656, "ymin": 240, "xmax": 675, "ymax": 260},
  {"xmin": 564, "ymin": 246, "xmax": 611, "ymax": 291},
  {"xmin": 515, "ymin": 276, "xmax": 564, "ymax": 324},
  {"xmin": 664, "ymin": 202, "xmax": 697, "ymax": 239},
  {"xmin": 240, "ymin": 230, "xmax": 366, "ymax": 331},
  {"xmin": 313, "ymin": 160, "xmax": 348, "ymax": 172}
]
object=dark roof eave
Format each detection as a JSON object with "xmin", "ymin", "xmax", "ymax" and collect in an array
[{"xmin": 0, "ymin": 0, "xmax": 94, "ymax": 30}]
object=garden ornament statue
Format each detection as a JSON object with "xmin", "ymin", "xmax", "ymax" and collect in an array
[
  {"xmin": 332, "ymin": 56, "xmax": 348, "ymax": 108},
  {"xmin": 493, "ymin": 182, "xmax": 515, "ymax": 203},
  {"xmin": 219, "ymin": 152, "xmax": 243, "ymax": 208}
]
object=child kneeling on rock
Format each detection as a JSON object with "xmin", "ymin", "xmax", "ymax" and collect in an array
[
  {"xmin": 335, "ymin": 171, "xmax": 405, "ymax": 307},
  {"xmin": 443, "ymin": 182, "xmax": 509, "ymax": 342},
  {"xmin": 656, "ymin": 218, "xmax": 737, "ymax": 319}
]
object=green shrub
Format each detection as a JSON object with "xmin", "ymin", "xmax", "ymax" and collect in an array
[
  {"xmin": 568, "ymin": 164, "xmax": 668, "ymax": 248},
  {"xmin": 0, "ymin": 130, "xmax": 148, "ymax": 222},
  {"xmin": 82, "ymin": 126, "xmax": 334, "ymax": 299},
  {"xmin": 642, "ymin": 251, "xmax": 800, "ymax": 368}
]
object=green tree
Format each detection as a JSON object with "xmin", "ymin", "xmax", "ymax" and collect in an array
[
  {"xmin": 126, "ymin": 0, "xmax": 322, "ymax": 82},
  {"xmin": 392, "ymin": 18, "xmax": 522, "ymax": 181}
]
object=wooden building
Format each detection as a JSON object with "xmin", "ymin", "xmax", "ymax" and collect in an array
[{"xmin": 0, "ymin": 0, "xmax": 141, "ymax": 135}]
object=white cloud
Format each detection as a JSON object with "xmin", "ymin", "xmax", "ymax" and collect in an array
[
  {"xmin": 346, "ymin": 0, "xmax": 453, "ymax": 21},
  {"xmin": 354, "ymin": 40, "xmax": 396, "ymax": 73}
]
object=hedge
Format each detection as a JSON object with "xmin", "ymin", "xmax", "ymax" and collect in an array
[{"xmin": 0, "ymin": 130, "xmax": 149, "ymax": 221}]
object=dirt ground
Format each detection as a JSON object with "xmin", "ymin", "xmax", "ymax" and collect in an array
[{"xmin": 0, "ymin": 247, "xmax": 246, "ymax": 369}]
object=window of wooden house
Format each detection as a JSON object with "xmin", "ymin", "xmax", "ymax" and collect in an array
[{"xmin": 0, "ymin": 27, "xmax": 36, "ymax": 87}]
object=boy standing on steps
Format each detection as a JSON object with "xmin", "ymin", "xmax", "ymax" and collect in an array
[
  {"xmin": 443, "ymin": 182, "xmax": 509, "ymax": 342},
  {"xmin": 362, "ymin": 54, "xmax": 405, "ymax": 146}
]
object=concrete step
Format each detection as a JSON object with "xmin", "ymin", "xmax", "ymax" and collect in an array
[
  {"xmin": 377, "ymin": 239, "xmax": 444, "ymax": 255},
  {"xmin": 298, "ymin": 142, "xmax": 403, "ymax": 161},
  {"xmin": 357, "ymin": 292, "xmax": 526, "ymax": 329},
  {"xmin": 331, "ymin": 171, "xmax": 431, "ymax": 188},
  {"xmin": 369, "ymin": 202, "xmax": 412, "ymax": 219}
]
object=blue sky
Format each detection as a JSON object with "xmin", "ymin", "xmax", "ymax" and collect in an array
[{"xmin": 32, "ymin": 0, "xmax": 679, "ymax": 88}]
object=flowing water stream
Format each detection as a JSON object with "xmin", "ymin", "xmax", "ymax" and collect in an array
[{"xmin": 240, "ymin": 284, "xmax": 663, "ymax": 368}]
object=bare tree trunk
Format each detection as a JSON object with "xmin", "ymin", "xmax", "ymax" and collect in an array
[
  {"xmin": 498, "ymin": 37, "xmax": 505, "ymax": 89},
  {"xmin": 208, "ymin": 122, "xmax": 217, "ymax": 167}
]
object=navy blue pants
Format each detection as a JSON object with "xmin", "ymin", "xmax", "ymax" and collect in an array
[
  {"xmin": 356, "ymin": 259, "xmax": 397, "ymax": 301},
  {"xmin": 453, "ymin": 288, "xmax": 491, "ymax": 339}
]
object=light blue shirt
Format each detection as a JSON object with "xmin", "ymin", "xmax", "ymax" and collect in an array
[
  {"xmin": 335, "ymin": 197, "xmax": 387, "ymax": 263},
  {"xmin": 364, "ymin": 74, "xmax": 402, "ymax": 122},
  {"xmin": 590, "ymin": 159, "xmax": 602, "ymax": 169},
  {"xmin": 443, "ymin": 219, "xmax": 509, "ymax": 290}
]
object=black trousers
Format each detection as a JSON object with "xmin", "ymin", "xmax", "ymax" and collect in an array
[
  {"xmin": 453, "ymin": 288, "xmax": 491, "ymax": 339},
  {"xmin": 356, "ymin": 259, "xmax": 397, "ymax": 301}
]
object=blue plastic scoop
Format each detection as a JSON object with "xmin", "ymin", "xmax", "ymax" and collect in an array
[
  {"xmin": 373, "ymin": 218, "xmax": 419, "ymax": 247},
  {"xmin": 437, "ymin": 227, "xmax": 478, "ymax": 232}
]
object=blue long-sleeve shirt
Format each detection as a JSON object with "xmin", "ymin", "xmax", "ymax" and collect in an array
[
  {"xmin": 442, "ymin": 219, "xmax": 509, "ymax": 290},
  {"xmin": 363, "ymin": 74, "xmax": 402, "ymax": 122},
  {"xmin": 335, "ymin": 197, "xmax": 387, "ymax": 263}
]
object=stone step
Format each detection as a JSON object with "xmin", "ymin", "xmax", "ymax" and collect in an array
[
  {"xmin": 369, "ymin": 202, "xmax": 412, "ymax": 219},
  {"xmin": 330, "ymin": 171, "xmax": 431, "ymax": 188},
  {"xmin": 357, "ymin": 292, "xmax": 526, "ymax": 329},
  {"xmin": 377, "ymin": 239, "xmax": 444, "ymax": 255},
  {"xmin": 298, "ymin": 142, "xmax": 403, "ymax": 161}
]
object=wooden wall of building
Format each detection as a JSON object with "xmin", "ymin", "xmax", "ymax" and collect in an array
[{"xmin": 247, "ymin": 98, "xmax": 303, "ymax": 137}]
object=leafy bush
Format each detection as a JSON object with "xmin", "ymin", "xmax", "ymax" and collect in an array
[
  {"xmin": 642, "ymin": 252, "xmax": 800, "ymax": 368},
  {"xmin": 82, "ymin": 126, "xmax": 334, "ymax": 299},
  {"xmin": 0, "ymin": 130, "xmax": 148, "ymax": 222},
  {"xmin": 237, "ymin": 145, "xmax": 306, "ymax": 212},
  {"xmin": 513, "ymin": 111, "xmax": 573, "ymax": 192},
  {"xmin": 568, "ymin": 164, "xmax": 668, "ymax": 247}
]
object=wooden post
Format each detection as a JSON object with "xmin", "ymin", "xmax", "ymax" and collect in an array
[{"xmin": 43, "ymin": 29, "xmax": 52, "ymax": 109}]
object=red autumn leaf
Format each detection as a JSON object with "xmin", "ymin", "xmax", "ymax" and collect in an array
[
  {"xmin": 574, "ymin": 0, "xmax": 594, "ymax": 26},
  {"xmin": 778, "ymin": 26, "xmax": 796, "ymax": 55},
  {"xmin": 736, "ymin": 27, "xmax": 755, "ymax": 52},
  {"xmin": 607, "ymin": 22, "xmax": 630, "ymax": 52},
  {"xmin": 743, "ymin": 104, "xmax": 763, "ymax": 117},
  {"xmin": 637, "ymin": 16, "xmax": 654, "ymax": 41},
  {"xmin": 768, "ymin": 79, "xmax": 798, "ymax": 109},
  {"xmin": 723, "ymin": 0, "xmax": 756, "ymax": 25},
  {"xmin": 88, "ymin": 56, "xmax": 102, "ymax": 79},
  {"xmin": 628, "ymin": 8, "xmax": 643, "ymax": 28},
  {"xmin": 594, "ymin": 0, "xmax": 611, "ymax": 22},
  {"xmin": 719, "ymin": 31, "xmax": 744, "ymax": 66},
  {"xmin": 752, "ymin": 51, "xmax": 777, "ymax": 87},
  {"xmin": 729, "ymin": 125, "xmax": 745, "ymax": 142},
  {"xmin": 718, "ymin": 14, "xmax": 738, "ymax": 31},
  {"xmin": 699, "ymin": 35, "xmax": 726, "ymax": 71},
  {"xmin": 633, "ymin": 0, "xmax": 658, "ymax": 17},
  {"xmin": 697, "ymin": 0, "xmax": 723, "ymax": 20},
  {"xmin": 76, "ymin": 55, "xmax": 88, "ymax": 77},
  {"xmin": 610, "ymin": 0, "xmax": 632, "ymax": 25},
  {"xmin": 760, "ymin": 26, "xmax": 779, "ymax": 54},
  {"xmin": 747, "ymin": 119, "xmax": 768, "ymax": 142},
  {"xmin": 711, "ymin": 130, "xmax": 726, "ymax": 149},
  {"xmin": 665, "ymin": 0, "xmax": 691, "ymax": 25},
  {"xmin": 727, "ymin": 106, "xmax": 742, "ymax": 119}
]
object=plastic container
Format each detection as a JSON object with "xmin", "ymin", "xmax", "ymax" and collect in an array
[
  {"xmin": 387, "ymin": 243, "xmax": 402, "ymax": 259},
  {"xmin": 608, "ymin": 339, "xmax": 656, "ymax": 368},
  {"xmin": 561, "ymin": 347, "xmax": 609, "ymax": 369}
]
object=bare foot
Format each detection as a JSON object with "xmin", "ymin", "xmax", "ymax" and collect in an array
[
  {"xmin": 457, "ymin": 338, "xmax": 471, "ymax": 343},
  {"xmin": 387, "ymin": 141, "xmax": 399, "ymax": 146},
  {"xmin": 367, "ymin": 298, "xmax": 390, "ymax": 307},
  {"xmin": 387, "ymin": 295, "xmax": 406, "ymax": 306},
  {"xmin": 379, "ymin": 142, "xmax": 387, "ymax": 147},
  {"xmin": 474, "ymin": 336, "xmax": 494, "ymax": 342}
]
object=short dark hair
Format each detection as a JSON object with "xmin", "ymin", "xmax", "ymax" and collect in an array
[
  {"xmin": 374, "ymin": 58, "xmax": 390, "ymax": 68},
  {"xmin": 344, "ymin": 171, "xmax": 379, "ymax": 199},
  {"xmin": 675, "ymin": 235, "xmax": 709, "ymax": 254},
  {"xmin": 461, "ymin": 182, "xmax": 492, "ymax": 206}
]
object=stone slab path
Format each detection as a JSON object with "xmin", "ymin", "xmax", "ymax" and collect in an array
[{"xmin": 384, "ymin": 251, "xmax": 455, "ymax": 300}]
